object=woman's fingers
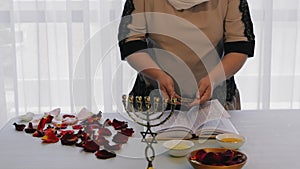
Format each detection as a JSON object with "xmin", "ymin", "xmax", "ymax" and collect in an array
[
  {"xmin": 189, "ymin": 76, "xmax": 213, "ymax": 107},
  {"xmin": 156, "ymin": 72, "xmax": 181, "ymax": 102},
  {"xmin": 159, "ymin": 84, "xmax": 181, "ymax": 105}
]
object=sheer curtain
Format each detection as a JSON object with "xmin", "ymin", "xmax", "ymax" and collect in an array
[
  {"xmin": 0, "ymin": 0, "xmax": 300, "ymax": 128},
  {"xmin": 236, "ymin": 0, "xmax": 300, "ymax": 109}
]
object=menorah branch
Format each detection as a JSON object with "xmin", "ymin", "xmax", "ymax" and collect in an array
[{"xmin": 122, "ymin": 94, "xmax": 178, "ymax": 169}]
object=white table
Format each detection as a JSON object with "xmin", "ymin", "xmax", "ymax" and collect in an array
[{"xmin": 1, "ymin": 109, "xmax": 300, "ymax": 169}]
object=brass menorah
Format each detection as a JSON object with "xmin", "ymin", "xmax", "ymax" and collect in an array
[{"xmin": 122, "ymin": 95, "xmax": 178, "ymax": 169}]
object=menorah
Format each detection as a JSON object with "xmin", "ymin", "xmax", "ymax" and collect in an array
[{"xmin": 122, "ymin": 95, "xmax": 178, "ymax": 169}]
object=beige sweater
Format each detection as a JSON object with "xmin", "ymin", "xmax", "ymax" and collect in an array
[{"xmin": 119, "ymin": 0, "xmax": 255, "ymax": 99}]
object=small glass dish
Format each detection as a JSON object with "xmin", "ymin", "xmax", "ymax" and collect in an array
[
  {"xmin": 163, "ymin": 140, "xmax": 194, "ymax": 157},
  {"xmin": 216, "ymin": 133, "xmax": 246, "ymax": 150}
]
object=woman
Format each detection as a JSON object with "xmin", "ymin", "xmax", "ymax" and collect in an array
[{"xmin": 118, "ymin": 0, "xmax": 255, "ymax": 110}]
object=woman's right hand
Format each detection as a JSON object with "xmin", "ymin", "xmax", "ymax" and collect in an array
[
  {"xmin": 156, "ymin": 71, "xmax": 181, "ymax": 101},
  {"xmin": 143, "ymin": 69, "xmax": 180, "ymax": 101},
  {"xmin": 126, "ymin": 52, "xmax": 180, "ymax": 101}
]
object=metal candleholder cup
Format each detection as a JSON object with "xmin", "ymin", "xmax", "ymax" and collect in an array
[{"xmin": 122, "ymin": 95, "xmax": 178, "ymax": 169}]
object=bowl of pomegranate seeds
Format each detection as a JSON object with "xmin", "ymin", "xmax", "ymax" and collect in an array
[{"xmin": 187, "ymin": 148, "xmax": 247, "ymax": 169}]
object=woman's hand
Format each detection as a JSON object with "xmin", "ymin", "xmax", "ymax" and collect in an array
[
  {"xmin": 189, "ymin": 53, "xmax": 247, "ymax": 107},
  {"xmin": 150, "ymin": 69, "xmax": 181, "ymax": 101},
  {"xmin": 126, "ymin": 52, "xmax": 180, "ymax": 102},
  {"xmin": 189, "ymin": 75, "xmax": 214, "ymax": 107}
]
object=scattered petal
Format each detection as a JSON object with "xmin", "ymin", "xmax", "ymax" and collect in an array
[
  {"xmin": 32, "ymin": 130, "xmax": 45, "ymax": 137},
  {"xmin": 120, "ymin": 128, "xmax": 134, "ymax": 137},
  {"xmin": 83, "ymin": 140, "xmax": 99, "ymax": 153},
  {"xmin": 12, "ymin": 108, "xmax": 135, "ymax": 160},
  {"xmin": 13, "ymin": 123, "xmax": 26, "ymax": 131},
  {"xmin": 37, "ymin": 118, "xmax": 47, "ymax": 131},
  {"xmin": 72, "ymin": 124, "xmax": 83, "ymax": 130},
  {"xmin": 104, "ymin": 119, "xmax": 112, "ymax": 126},
  {"xmin": 48, "ymin": 108, "xmax": 61, "ymax": 117},
  {"xmin": 86, "ymin": 123, "xmax": 102, "ymax": 130},
  {"xmin": 25, "ymin": 122, "xmax": 36, "ymax": 134},
  {"xmin": 75, "ymin": 141, "xmax": 85, "ymax": 147},
  {"xmin": 76, "ymin": 130, "xmax": 90, "ymax": 141},
  {"xmin": 112, "ymin": 132, "xmax": 129, "ymax": 144},
  {"xmin": 77, "ymin": 107, "xmax": 93, "ymax": 121},
  {"xmin": 94, "ymin": 135, "xmax": 109, "ymax": 146},
  {"xmin": 59, "ymin": 130, "xmax": 74, "ymax": 136},
  {"xmin": 62, "ymin": 114, "xmax": 76, "ymax": 118},
  {"xmin": 95, "ymin": 150, "xmax": 116, "ymax": 159},
  {"xmin": 98, "ymin": 127, "xmax": 112, "ymax": 136},
  {"xmin": 81, "ymin": 111, "xmax": 102, "ymax": 125},
  {"xmin": 111, "ymin": 119, "xmax": 128, "ymax": 130},
  {"xmin": 45, "ymin": 114, "xmax": 54, "ymax": 123},
  {"xmin": 42, "ymin": 129, "xmax": 59, "ymax": 143},
  {"xmin": 54, "ymin": 123, "xmax": 68, "ymax": 130},
  {"xmin": 83, "ymin": 126, "xmax": 95, "ymax": 137},
  {"xmin": 103, "ymin": 143, "xmax": 122, "ymax": 151},
  {"xmin": 60, "ymin": 133, "xmax": 78, "ymax": 146},
  {"xmin": 62, "ymin": 117, "xmax": 78, "ymax": 125},
  {"xmin": 44, "ymin": 127, "xmax": 57, "ymax": 136}
]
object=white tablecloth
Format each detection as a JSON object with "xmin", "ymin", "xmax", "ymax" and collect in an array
[{"xmin": 1, "ymin": 109, "xmax": 300, "ymax": 169}]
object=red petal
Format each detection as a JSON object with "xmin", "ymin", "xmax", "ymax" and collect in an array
[
  {"xmin": 104, "ymin": 118, "xmax": 112, "ymax": 126},
  {"xmin": 95, "ymin": 150, "xmax": 116, "ymax": 159},
  {"xmin": 120, "ymin": 128, "xmax": 134, "ymax": 136},
  {"xmin": 87, "ymin": 123, "xmax": 102, "ymax": 130},
  {"xmin": 103, "ymin": 143, "xmax": 122, "ymax": 151},
  {"xmin": 42, "ymin": 131, "xmax": 59, "ymax": 143},
  {"xmin": 60, "ymin": 133, "xmax": 78, "ymax": 145},
  {"xmin": 45, "ymin": 114, "xmax": 54, "ymax": 123},
  {"xmin": 76, "ymin": 130, "xmax": 90, "ymax": 141},
  {"xmin": 83, "ymin": 140, "xmax": 99, "ymax": 153},
  {"xmin": 32, "ymin": 130, "xmax": 45, "ymax": 137},
  {"xmin": 59, "ymin": 130, "xmax": 75, "ymax": 136},
  {"xmin": 37, "ymin": 118, "xmax": 47, "ymax": 131},
  {"xmin": 44, "ymin": 127, "xmax": 57, "ymax": 135},
  {"xmin": 54, "ymin": 123, "xmax": 68, "ymax": 130},
  {"xmin": 75, "ymin": 141, "xmax": 85, "ymax": 147},
  {"xmin": 13, "ymin": 123, "xmax": 26, "ymax": 131},
  {"xmin": 25, "ymin": 128, "xmax": 36, "ymax": 134},
  {"xmin": 111, "ymin": 119, "xmax": 128, "ymax": 130},
  {"xmin": 112, "ymin": 132, "xmax": 129, "ymax": 144},
  {"xmin": 83, "ymin": 126, "xmax": 95, "ymax": 137},
  {"xmin": 81, "ymin": 111, "xmax": 102, "ymax": 125},
  {"xmin": 95, "ymin": 111, "xmax": 102, "ymax": 120},
  {"xmin": 62, "ymin": 117, "xmax": 78, "ymax": 125},
  {"xmin": 94, "ymin": 135, "xmax": 109, "ymax": 145},
  {"xmin": 72, "ymin": 125, "xmax": 83, "ymax": 130},
  {"xmin": 62, "ymin": 114, "xmax": 76, "ymax": 118},
  {"xmin": 98, "ymin": 127, "xmax": 112, "ymax": 136}
]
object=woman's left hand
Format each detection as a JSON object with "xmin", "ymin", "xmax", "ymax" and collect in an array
[{"xmin": 189, "ymin": 75, "xmax": 214, "ymax": 107}]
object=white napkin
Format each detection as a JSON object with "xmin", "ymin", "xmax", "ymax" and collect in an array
[{"xmin": 168, "ymin": 0, "xmax": 209, "ymax": 10}]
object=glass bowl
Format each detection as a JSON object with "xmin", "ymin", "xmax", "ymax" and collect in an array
[
  {"xmin": 163, "ymin": 140, "xmax": 194, "ymax": 157},
  {"xmin": 216, "ymin": 133, "xmax": 246, "ymax": 150}
]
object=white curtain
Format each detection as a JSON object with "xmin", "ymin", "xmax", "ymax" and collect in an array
[
  {"xmin": 0, "ymin": 0, "xmax": 300, "ymax": 128},
  {"xmin": 236, "ymin": 0, "xmax": 300, "ymax": 109}
]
